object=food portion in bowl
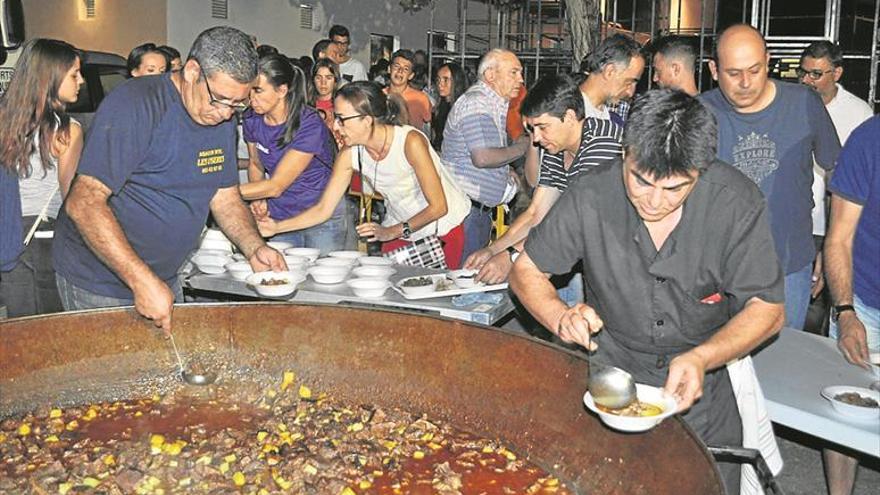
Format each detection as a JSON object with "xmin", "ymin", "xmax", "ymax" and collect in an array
[
  {"xmin": 245, "ymin": 270, "xmax": 305, "ymax": 297},
  {"xmin": 834, "ymin": 392, "xmax": 879, "ymax": 408},
  {"xmin": 822, "ymin": 386, "xmax": 880, "ymax": 420},
  {"xmin": 401, "ymin": 276, "xmax": 433, "ymax": 287},
  {"xmin": 583, "ymin": 383, "xmax": 678, "ymax": 433}
]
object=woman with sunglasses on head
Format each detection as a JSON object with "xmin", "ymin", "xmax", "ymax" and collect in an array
[
  {"xmin": 430, "ymin": 62, "xmax": 468, "ymax": 150},
  {"xmin": 0, "ymin": 38, "xmax": 84, "ymax": 317},
  {"xmin": 241, "ymin": 54, "xmax": 346, "ymax": 254},
  {"xmin": 257, "ymin": 81, "xmax": 469, "ymax": 268}
]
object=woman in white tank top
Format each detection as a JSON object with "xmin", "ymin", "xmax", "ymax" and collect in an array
[
  {"xmin": 0, "ymin": 38, "xmax": 84, "ymax": 317},
  {"xmin": 257, "ymin": 81, "xmax": 469, "ymax": 268}
]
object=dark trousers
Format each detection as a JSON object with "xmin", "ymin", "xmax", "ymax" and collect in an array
[
  {"xmin": 462, "ymin": 203, "xmax": 494, "ymax": 262},
  {"xmin": 0, "ymin": 217, "xmax": 63, "ymax": 318}
]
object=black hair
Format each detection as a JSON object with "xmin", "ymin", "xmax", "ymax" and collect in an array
[
  {"xmin": 308, "ymin": 58, "xmax": 340, "ymax": 105},
  {"xmin": 391, "ymin": 49, "xmax": 416, "ymax": 66},
  {"xmin": 257, "ymin": 54, "xmax": 309, "ymax": 148},
  {"xmin": 298, "ymin": 56, "xmax": 314, "ymax": 74},
  {"xmin": 651, "ymin": 35, "xmax": 697, "ymax": 72},
  {"xmin": 801, "ymin": 40, "xmax": 843, "ymax": 68},
  {"xmin": 581, "ymin": 34, "xmax": 643, "ymax": 74},
  {"xmin": 127, "ymin": 42, "xmax": 168, "ymax": 76},
  {"xmin": 329, "ymin": 25, "xmax": 350, "ymax": 39},
  {"xmin": 157, "ymin": 45, "xmax": 180, "ymax": 61},
  {"xmin": 713, "ymin": 23, "xmax": 767, "ymax": 61},
  {"xmin": 520, "ymin": 74, "xmax": 585, "ymax": 121},
  {"xmin": 311, "ymin": 39, "xmax": 332, "ymax": 62},
  {"xmin": 622, "ymin": 89, "xmax": 717, "ymax": 179},
  {"xmin": 430, "ymin": 62, "xmax": 468, "ymax": 149},
  {"xmin": 335, "ymin": 81, "xmax": 402, "ymax": 126},
  {"xmin": 257, "ymin": 44, "xmax": 280, "ymax": 58}
]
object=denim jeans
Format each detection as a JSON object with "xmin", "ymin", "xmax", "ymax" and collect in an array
[
  {"xmin": 271, "ymin": 214, "xmax": 348, "ymax": 256},
  {"xmin": 462, "ymin": 205, "xmax": 494, "ymax": 263},
  {"xmin": 783, "ymin": 263, "xmax": 812, "ymax": 330},
  {"xmin": 829, "ymin": 294, "xmax": 880, "ymax": 353},
  {"xmin": 56, "ymin": 274, "xmax": 183, "ymax": 311},
  {"xmin": 0, "ymin": 217, "xmax": 63, "ymax": 317}
]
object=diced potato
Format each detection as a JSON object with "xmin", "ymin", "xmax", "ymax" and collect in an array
[
  {"xmin": 302, "ymin": 463, "xmax": 318, "ymax": 476},
  {"xmin": 256, "ymin": 431, "xmax": 268, "ymax": 442},
  {"xmin": 17, "ymin": 423, "xmax": 31, "ymax": 436},
  {"xmin": 102, "ymin": 454, "xmax": 115, "ymax": 465},
  {"xmin": 348, "ymin": 422, "xmax": 364, "ymax": 432},
  {"xmin": 219, "ymin": 462, "xmax": 230, "ymax": 474},
  {"xmin": 339, "ymin": 487, "xmax": 357, "ymax": 495},
  {"xmin": 232, "ymin": 471, "xmax": 246, "ymax": 487},
  {"xmin": 280, "ymin": 371, "xmax": 295, "ymax": 391},
  {"xmin": 413, "ymin": 450, "xmax": 425, "ymax": 460},
  {"xmin": 49, "ymin": 409, "xmax": 62, "ymax": 419},
  {"xmin": 58, "ymin": 482, "xmax": 73, "ymax": 494},
  {"xmin": 65, "ymin": 420, "xmax": 78, "ymax": 431},
  {"xmin": 359, "ymin": 480, "xmax": 373, "ymax": 489},
  {"xmin": 224, "ymin": 454, "xmax": 237, "ymax": 463},
  {"xmin": 298, "ymin": 385, "xmax": 312, "ymax": 400},
  {"xmin": 45, "ymin": 435, "xmax": 59, "ymax": 443}
]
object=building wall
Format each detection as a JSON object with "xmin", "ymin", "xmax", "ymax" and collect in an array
[
  {"xmin": 21, "ymin": 0, "xmax": 167, "ymax": 55},
  {"xmin": 167, "ymin": 0, "xmax": 461, "ymax": 68}
]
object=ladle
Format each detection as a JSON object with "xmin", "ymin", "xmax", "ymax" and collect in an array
[
  {"xmin": 586, "ymin": 328, "xmax": 637, "ymax": 410},
  {"xmin": 168, "ymin": 332, "xmax": 217, "ymax": 386}
]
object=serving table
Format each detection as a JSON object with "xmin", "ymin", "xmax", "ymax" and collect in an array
[
  {"xmin": 752, "ymin": 328, "xmax": 880, "ymax": 456},
  {"xmin": 181, "ymin": 264, "xmax": 515, "ymax": 325}
]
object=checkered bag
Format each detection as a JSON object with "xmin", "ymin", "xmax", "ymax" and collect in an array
[{"xmin": 385, "ymin": 235, "xmax": 447, "ymax": 270}]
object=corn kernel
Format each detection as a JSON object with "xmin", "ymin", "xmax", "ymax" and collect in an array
[
  {"xmin": 339, "ymin": 487, "xmax": 356, "ymax": 495},
  {"xmin": 348, "ymin": 422, "xmax": 364, "ymax": 432},
  {"xmin": 17, "ymin": 423, "xmax": 31, "ymax": 436},
  {"xmin": 232, "ymin": 472, "xmax": 246, "ymax": 487},
  {"xmin": 65, "ymin": 420, "xmax": 78, "ymax": 431},
  {"xmin": 359, "ymin": 480, "xmax": 373, "ymax": 489},
  {"xmin": 150, "ymin": 434, "xmax": 165, "ymax": 447},
  {"xmin": 303, "ymin": 463, "xmax": 318, "ymax": 476},
  {"xmin": 280, "ymin": 371, "xmax": 295, "ymax": 391},
  {"xmin": 45, "ymin": 435, "xmax": 59, "ymax": 443},
  {"xmin": 427, "ymin": 442, "xmax": 442, "ymax": 450},
  {"xmin": 413, "ymin": 450, "xmax": 425, "ymax": 460},
  {"xmin": 298, "ymin": 385, "xmax": 312, "ymax": 399},
  {"xmin": 256, "ymin": 431, "xmax": 268, "ymax": 442},
  {"xmin": 103, "ymin": 454, "xmax": 115, "ymax": 465}
]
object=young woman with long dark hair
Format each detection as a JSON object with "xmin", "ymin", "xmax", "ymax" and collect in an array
[
  {"xmin": 308, "ymin": 57, "xmax": 341, "ymax": 131},
  {"xmin": 240, "ymin": 54, "xmax": 346, "ymax": 253},
  {"xmin": 0, "ymin": 38, "xmax": 84, "ymax": 317},
  {"xmin": 257, "ymin": 81, "xmax": 469, "ymax": 268},
  {"xmin": 430, "ymin": 62, "xmax": 468, "ymax": 150}
]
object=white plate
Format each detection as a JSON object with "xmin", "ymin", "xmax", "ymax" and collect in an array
[
  {"xmin": 329, "ymin": 250, "xmax": 366, "ymax": 260},
  {"xmin": 358, "ymin": 256, "xmax": 394, "ymax": 267},
  {"xmin": 583, "ymin": 383, "xmax": 679, "ymax": 433},
  {"xmin": 352, "ymin": 266, "xmax": 396, "ymax": 280},
  {"xmin": 448, "ymin": 269, "xmax": 481, "ymax": 289},
  {"xmin": 392, "ymin": 274, "xmax": 508, "ymax": 300},
  {"xmin": 308, "ymin": 265, "xmax": 350, "ymax": 284},
  {"xmin": 821, "ymin": 386, "xmax": 880, "ymax": 421},
  {"xmin": 284, "ymin": 247, "xmax": 320, "ymax": 262},
  {"xmin": 347, "ymin": 278, "xmax": 391, "ymax": 299},
  {"xmin": 245, "ymin": 270, "xmax": 305, "ymax": 298}
]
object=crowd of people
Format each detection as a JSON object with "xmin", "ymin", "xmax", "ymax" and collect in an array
[{"xmin": 0, "ymin": 21, "xmax": 877, "ymax": 495}]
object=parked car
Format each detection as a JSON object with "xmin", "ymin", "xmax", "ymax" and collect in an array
[{"xmin": 68, "ymin": 50, "xmax": 128, "ymax": 133}]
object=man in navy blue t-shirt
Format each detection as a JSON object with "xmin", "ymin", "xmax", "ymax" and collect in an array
[
  {"xmin": 701, "ymin": 24, "xmax": 841, "ymax": 330},
  {"xmin": 53, "ymin": 27, "xmax": 285, "ymax": 332}
]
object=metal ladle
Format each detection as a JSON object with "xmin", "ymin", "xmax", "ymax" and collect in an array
[
  {"xmin": 168, "ymin": 332, "xmax": 217, "ymax": 386},
  {"xmin": 586, "ymin": 327, "xmax": 637, "ymax": 410}
]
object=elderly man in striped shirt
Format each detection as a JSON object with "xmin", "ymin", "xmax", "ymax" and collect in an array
[
  {"xmin": 441, "ymin": 49, "xmax": 531, "ymax": 261},
  {"xmin": 465, "ymin": 74, "xmax": 623, "ymax": 285}
]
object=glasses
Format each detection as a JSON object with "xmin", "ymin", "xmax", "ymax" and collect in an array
[
  {"xmin": 199, "ymin": 64, "xmax": 249, "ymax": 112},
  {"xmin": 796, "ymin": 67, "xmax": 833, "ymax": 81},
  {"xmin": 334, "ymin": 113, "xmax": 365, "ymax": 126}
]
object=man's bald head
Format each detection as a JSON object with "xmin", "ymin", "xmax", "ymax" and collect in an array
[{"xmin": 709, "ymin": 24, "xmax": 774, "ymax": 113}]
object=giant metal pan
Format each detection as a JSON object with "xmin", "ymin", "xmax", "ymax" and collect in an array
[{"xmin": 0, "ymin": 303, "xmax": 723, "ymax": 494}]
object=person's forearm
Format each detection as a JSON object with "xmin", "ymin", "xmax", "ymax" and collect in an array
[
  {"xmin": 211, "ymin": 188, "xmax": 266, "ymax": 258},
  {"xmin": 470, "ymin": 141, "xmax": 528, "ymax": 169},
  {"xmin": 239, "ymin": 178, "xmax": 284, "ymax": 200},
  {"xmin": 509, "ymin": 253, "xmax": 569, "ymax": 334},
  {"xmin": 687, "ymin": 298, "xmax": 784, "ymax": 371},
  {"xmin": 393, "ymin": 200, "xmax": 447, "ymax": 237},
  {"xmin": 274, "ymin": 201, "xmax": 336, "ymax": 234},
  {"xmin": 247, "ymin": 161, "xmax": 264, "ymax": 184},
  {"xmin": 824, "ymin": 238, "xmax": 854, "ymax": 305},
  {"xmin": 523, "ymin": 144, "xmax": 539, "ymax": 188},
  {"xmin": 66, "ymin": 178, "xmax": 158, "ymax": 289}
]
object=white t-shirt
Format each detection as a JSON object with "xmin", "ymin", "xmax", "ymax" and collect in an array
[
  {"xmin": 811, "ymin": 84, "xmax": 873, "ymax": 236},
  {"xmin": 339, "ymin": 58, "xmax": 368, "ymax": 84}
]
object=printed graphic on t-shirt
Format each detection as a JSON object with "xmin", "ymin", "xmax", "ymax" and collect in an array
[
  {"xmin": 732, "ymin": 132, "xmax": 779, "ymax": 185},
  {"xmin": 197, "ymin": 148, "xmax": 225, "ymax": 174}
]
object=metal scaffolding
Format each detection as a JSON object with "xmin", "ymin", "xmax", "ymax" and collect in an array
[{"xmin": 425, "ymin": 0, "xmax": 878, "ymax": 109}]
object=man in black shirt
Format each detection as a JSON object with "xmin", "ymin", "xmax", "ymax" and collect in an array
[{"xmin": 510, "ymin": 89, "xmax": 785, "ymax": 495}]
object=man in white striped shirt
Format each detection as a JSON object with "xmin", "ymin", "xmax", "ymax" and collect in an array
[{"xmin": 465, "ymin": 74, "xmax": 623, "ymax": 284}]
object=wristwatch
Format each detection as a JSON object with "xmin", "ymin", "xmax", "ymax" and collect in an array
[
  {"xmin": 831, "ymin": 304, "xmax": 855, "ymax": 322},
  {"xmin": 506, "ymin": 245, "xmax": 521, "ymax": 262},
  {"xmin": 401, "ymin": 222, "xmax": 412, "ymax": 240}
]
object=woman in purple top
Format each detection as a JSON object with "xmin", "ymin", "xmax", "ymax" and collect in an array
[{"xmin": 241, "ymin": 55, "xmax": 346, "ymax": 254}]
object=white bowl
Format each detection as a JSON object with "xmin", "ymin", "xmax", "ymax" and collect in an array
[
  {"xmin": 283, "ymin": 255, "xmax": 310, "ymax": 271},
  {"xmin": 397, "ymin": 276, "xmax": 438, "ymax": 296},
  {"xmin": 308, "ymin": 265, "xmax": 350, "ymax": 284},
  {"xmin": 448, "ymin": 269, "xmax": 481, "ymax": 289},
  {"xmin": 231, "ymin": 253, "xmax": 247, "ymax": 262},
  {"xmin": 266, "ymin": 241, "xmax": 294, "ymax": 251},
  {"xmin": 284, "ymin": 247, "xmax": 320, "ymax": 262},
  {"xmin": 329, "ymin": 250, "xmax": 366, "ymax": 260},
  {"xmin": 200, "ymin": 238, "xmax": 233, "ymax": 252},
  {"xmin": 583, "ymin": 383, "xmax": 679, "ymax": 433},
  {"xmin": 347, "ymin": 278, "xmax": 392, "ymax": 299},
  {"xmin": 191, "ymin": 254, "xmax": 232, "ymax": 274},
  {"xmin": 202, "ymin": 228, "xmax": 228, "ymax": 241},
  {"xmin": 358, "ymin": 256, "xmax": 394, "ymax": 267},
  {"xmin": 245, "ymin": 270, "xmax": 305, "ymax": 298},
  {"xmin": 352, "ymin": 266, "xmax": 397, "ymax": 280},
  {"xmin": 225, "ymin": 261, "xmax": 254, "ymax": 281},
  {"xmin": 821, "ymin": 386, "xmax": 880, "ymax": 421},
  {"xmin": 315, "ymin": 257, "xmax": 357, "ymax": 268},
  {"xmin": 195, "ymin": 249, "xmax": 233, "ymax": 258}
]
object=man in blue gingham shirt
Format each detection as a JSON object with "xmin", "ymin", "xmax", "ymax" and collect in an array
[{"xmin": 441, "ymin": 49, "xmax": 530, "ymax": 261}]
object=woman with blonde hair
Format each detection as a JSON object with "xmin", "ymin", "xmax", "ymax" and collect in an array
[{"xmin": 0, "ymin": 38, "xmax": 84, "ymax": 316}]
